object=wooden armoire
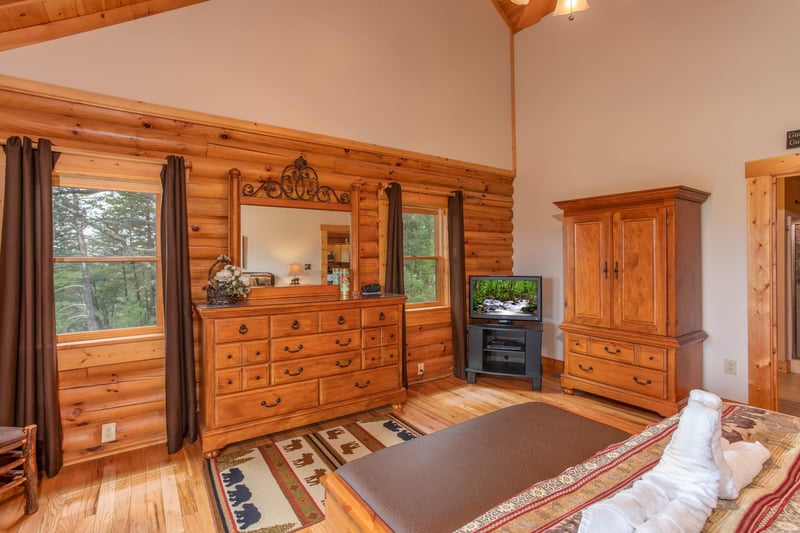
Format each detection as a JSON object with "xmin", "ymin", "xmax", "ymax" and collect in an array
[{"xmin": 555, "ymin": 186, "xmax": 709, "ymax": 416}]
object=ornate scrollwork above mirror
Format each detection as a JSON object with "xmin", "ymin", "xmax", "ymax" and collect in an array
[{"xmin": 228, "ymin": 155, "xmax": 360, "ymax": 298}]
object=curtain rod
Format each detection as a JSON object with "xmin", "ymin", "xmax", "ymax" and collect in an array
[{"xmin": 1, "ymin": 139, "xmax": 186, "ymax": 168}]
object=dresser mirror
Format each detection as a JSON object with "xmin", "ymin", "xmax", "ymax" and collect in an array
[
  {"xmin": 240, "ymin": 205, "xmax": 350, "ymax": 286},
  {"xmin": 228, "ymin": 159, "xmax": 361, "ymax": 298}
]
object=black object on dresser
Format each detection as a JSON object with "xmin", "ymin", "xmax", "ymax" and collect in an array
[{"xmin": 467, "ymin": 323, "xmax": 543, "ymax": 390}]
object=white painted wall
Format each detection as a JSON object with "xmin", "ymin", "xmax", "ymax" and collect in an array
[
  {"xmin": 513, "ymin": 0, "xmax": 800, "ymax": 401},
  {"xmin": 0, "ymin": 0, "xmax": 513, "ymax": 169}
]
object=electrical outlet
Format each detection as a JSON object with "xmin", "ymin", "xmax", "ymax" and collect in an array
[
  {"xmin": 724, "ymin": 359, "xmax": 737, "ymax": 375},
  {"xmin": 417, "ymin": 362, "xmax": 425, "ymax": 375},
  {"xmin": 101, "ymin": 422, "xmax": 117, "ymax": 443}
]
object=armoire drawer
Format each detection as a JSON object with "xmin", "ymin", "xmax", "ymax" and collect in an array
[
  {"xmin": 568, "ymin": 354, "xmax": 666, "ymax": 399},
  {"xmin": 319, "ymin": 366, "xmax": 400, "ymax": 404},
  {"xmin": 215, "ymin": 381, "xmax": 318, "ymax": 427},
  {"xmin": 588, "ymin": 338, "xmax": 635, "ymax": 364},
  {"xmin": 271, "ymin": 352, "xmax": 361, "ymax": 385}
]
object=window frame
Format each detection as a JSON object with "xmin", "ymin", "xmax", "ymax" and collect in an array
[
  {"xmin": 52, "ymin": 153, "xmax": 164, "ymax": 343},
  {"xmin": 401, "ymin": 193, "xmax": 450, "ymax": 310}
]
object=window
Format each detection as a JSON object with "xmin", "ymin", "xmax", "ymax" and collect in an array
[
  {"xmin": 52, "ymin": 154, "xmax": 163, "ymax": 339},
  {"xmin": 402, "ymin": 200, "xmax": 448, "ymax": 308}
]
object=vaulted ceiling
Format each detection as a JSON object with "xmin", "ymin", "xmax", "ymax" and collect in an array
[{"xmin": 0, "ymin": 0, "xmax": 552, "ymax": 52}]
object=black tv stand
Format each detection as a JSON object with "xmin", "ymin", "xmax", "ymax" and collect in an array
[{"xmin": 467, "ymin": 322, "xmax": 543, "ymax": 390}]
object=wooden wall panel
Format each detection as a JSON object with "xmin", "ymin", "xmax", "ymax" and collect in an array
[{"xmin": 0, "ymin": 76, "xmax": 515, "ymax": 464}]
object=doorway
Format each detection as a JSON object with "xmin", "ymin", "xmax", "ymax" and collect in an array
[
  {"xmin": 745, "ymin": 153, "xmax": 800, "ymax": 411},
  {"xmin": 777, "ymin": 176, "xmax": 800, "ymax": 416}
]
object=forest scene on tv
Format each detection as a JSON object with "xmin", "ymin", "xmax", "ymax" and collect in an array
[{"xmin": 471, "ymin": 278, "xmax": 539, "ymax": 318}]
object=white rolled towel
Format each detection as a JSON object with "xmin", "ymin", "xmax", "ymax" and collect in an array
[
  {"xmin": 579, "ymin": 392, "xmax": 720, "ymax": 533},
  {"xmin": 688, "ymin": 389, "xmax": 737, "ymax": 499},
  {"xmin": 720, "ymin": 438, "xmax": 771, "ymax": 498}
]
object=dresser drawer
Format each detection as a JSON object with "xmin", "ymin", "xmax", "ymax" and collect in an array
[
  {"xmin": 362, "ymin": 347, "xmax": 382, "ymax": 369},
  {"xmin": 243, "ymin": 364, "xmax": 269, "ymax": 389},
  {"xmin": 319, "ymin": 366, "xmax": 400, "ymax": 404},
  {"xmin": 568, "ymin": 354, "xmax": 666, "ymax": 399},
  {"xmin": 271, "ymin": 330, "xmax": 361, "ymax": 360},
  {"xmin": 362, "ymin": 305, "xmax": 399, "ymax": 327},
  {"xmin": 637, "ymin": 345, "xmax": 667, "ymax": 370},
  {"xmin": 216, "ymin": 369, "xmax": 241, "ymax": 394},
  {"xmin": 215, "ymin": 317, "xmax": 268, "ymax": 343},
  {"xmin": 215, "ymin": 344, "xmax": 243, "ymax": 369},
  {"xmin": 215, "ymin": 381, "xmax": 318, "ymax": 427},
  {"xmin": 588, "ymin": 338, "xmax": 635, "ymax": 364},
  {"xmin": 566, "ymin": 334, "xmax": 588, "ymax": 354},
  {"xmin": 243, "ymin": 341, "xmax": 269, "ymax": 364},
  {"xmin": 319, "ymin": 308, "xmax": 361, "ymax": 332},
  {"xmin": 270, "ymin": 313, "xmax": 318, "ymax": 337},
  {"xmin": 363, "ymin": 326, "xmax": 399, "ymax": 348},
  {"xmin": 364, "ymin": 346, "xmax": 399, "ymax": 368},
  {"xmin": 271, "ymin": 352, "xmax": 361, "ymax": 385}
]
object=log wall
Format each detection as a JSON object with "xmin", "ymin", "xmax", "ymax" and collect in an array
[{"xmin": 0, "ymin": 76, "xmax": 514, "ymax": 464}]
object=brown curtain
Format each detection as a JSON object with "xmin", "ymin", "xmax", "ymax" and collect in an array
[
  {"xmin": 161, "ymin": 156, "xmax": 197, "ymax": 453},
  {"xmin": 384, "ymin": 183, "xmax": 407, "ymax": 387},
  {"xmin": 448, "ymin": 191, "xmax": 467, "ymax": 380},
  {"xmin": 0, "ymin": 136, "xmax": 63, "ymax": 477}
]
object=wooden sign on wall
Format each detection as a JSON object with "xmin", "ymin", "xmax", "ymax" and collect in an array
[{"xmin": 788, "ymin": 129, "xmax": 800, "ymax": 150}]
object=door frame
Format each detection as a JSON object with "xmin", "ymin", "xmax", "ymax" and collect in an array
[{"xmin": 745, "ymin": 152, "xmax": 800, "ymax": 409}]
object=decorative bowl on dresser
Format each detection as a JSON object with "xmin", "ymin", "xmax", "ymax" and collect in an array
[
  {"xmin": 194, "ymin": 293, "xmax": 407, "ymax": 457},
  {"xmin": 555, "ymin": 185, "xmax": 709, "ymax": 417}
]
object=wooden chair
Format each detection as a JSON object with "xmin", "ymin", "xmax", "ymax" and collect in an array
[{"xmin": 0, "ymin": 425, "xmax": 39, "ymax": 514}]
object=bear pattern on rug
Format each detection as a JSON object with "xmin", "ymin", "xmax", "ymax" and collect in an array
[{"xmin": 205, "ymin": 414, "xmax": 421, "ymax": 533}]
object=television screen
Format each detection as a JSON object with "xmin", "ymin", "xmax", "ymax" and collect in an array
[{"xmin": 469, "ymin": 275, "xmax": 542, "ymax": 323}]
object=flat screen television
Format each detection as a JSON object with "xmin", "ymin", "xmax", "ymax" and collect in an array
[{"xmin": 469, "ymin": 275, "xmax": 542, "ymax": 324}]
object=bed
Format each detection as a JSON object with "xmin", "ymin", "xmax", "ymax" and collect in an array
[{"xmin": 322, "ymin": 401, "xmax": 800, "ymax": 532}]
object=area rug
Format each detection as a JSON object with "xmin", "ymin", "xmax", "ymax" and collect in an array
[{"xmin": 204, "ymin": 413, "xmax": 423, "ymax": 532}]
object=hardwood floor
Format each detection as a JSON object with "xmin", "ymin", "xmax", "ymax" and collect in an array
[
  {"xmin": 0, "ymin": 372, "xmax": 661, "ymax": 533},
  {"xmin": 778, "ymin": 371, "xmax": 800, "ymax": 417}
]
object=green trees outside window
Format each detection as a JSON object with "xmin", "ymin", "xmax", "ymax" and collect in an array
[
  {"xmin": 402, "ymin": 209, "xmax": 440, "ymax": 305},
  {"xmin": 53, "ymin": 186, "xmax": 158, "ymax": 334}
]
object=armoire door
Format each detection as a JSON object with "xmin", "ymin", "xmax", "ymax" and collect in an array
[
  {"xmin": 612, "ymin": 206, "xmax": 667, "ymax": 335},
  {"xmin": 563, "ymin": 212, "xmax": 612, "ymax": 328}
]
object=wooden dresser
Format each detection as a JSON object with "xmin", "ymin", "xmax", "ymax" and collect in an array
[
  {"xmin": 555, "ymin": 186, "xmax": 709, "ymax": 416},
  {"xmin": 194, "ymin": 293, "xmax": 407, "ymax": 457}
]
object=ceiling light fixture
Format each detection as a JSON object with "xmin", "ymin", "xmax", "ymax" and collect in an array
[
  {"xmin": 510, "ymin": 0, "xmax": 529, "ymax": 5},
  {"xmin": 554, "ymin": 0, "xmax": 589, "ymax": 20}
]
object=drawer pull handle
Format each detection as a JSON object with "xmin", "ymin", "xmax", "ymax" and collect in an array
[
  {"xmin": 260, "ymin": 398, "xmax": 281, "ymax": 408},
  {"xmin": 604, "ymin": 346, "xmax": 621, "ymax": 355},
  {"xmin": 354, "ymin": 380, "xmax": 372, "ymax": 389},
  {"xmin": 291, "ymin": 320, "xmax": 300, "ymax": 330},
  {"xmin": 284, "ymin": 367, "xmax": 304, "ymax": 377},
  {"xmin": 337, "ymin": 315, "xmax": 346, "ymax": 325},
  {"xmin": 255, "ymin": 375, "xmax": 261, "ymax": 380},
  {"xmin": 255, "ymin": 351, "xmax": 261, "ymax": 356},
  {"xmin": 578, "ymin": 363, "xmax": 593, "ymax": 372},
  {"xmin": 239, "ymin": 324, "xmax": 248, "ymax": 335},
  {"xmin": 378, "ymin": 312, "xmax": 386, "ymax": 321},
  {"xmin": 284, "ymin": 344, "xmax": 304, "ymax": 353},
  {"xmin": 336, "ymin": 337, "xmax": 353, "ymax": 347},
  {"xmin": 633, "ymin": 376, "xmax": 652, "ymax": 385},
  {"xmin": 227, "ymin": 379, "xmax": 233, "ymax": 385},
  {"xmin": 226, "ymin": 353, "xmax": 233, "ymax": 360},
  {"xmin": 648, "ymin": 355, "xmax": 655, "ymax": 361},
  {"xmin": 335, "ymin": 359, "xmax": 353, "ymax": 368}
]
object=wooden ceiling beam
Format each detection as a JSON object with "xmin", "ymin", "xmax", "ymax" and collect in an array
[{"xmin": 0, "ymin": 0, "xmax": 207, "ymax": 51}]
